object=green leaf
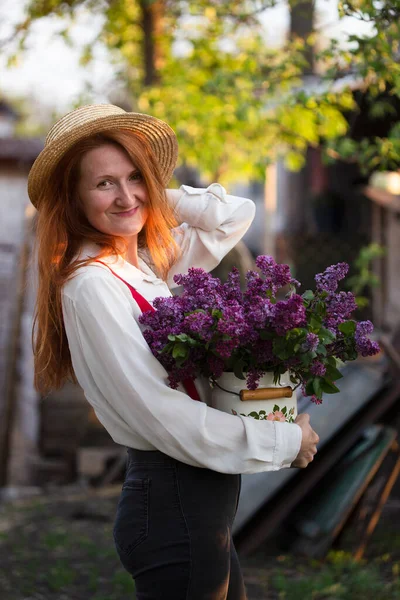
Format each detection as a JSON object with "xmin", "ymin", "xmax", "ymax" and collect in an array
[
  {"xmin": 325, "ymin": 366, "xmax": 343, "ymax": 381},
  {"xmin": 301, "ymin": 353, "xmax": 313, "ymax": 367},
  {"xmin": 321, "ymin": 379, "xmax": 340, "ymax": 394},
  {"xmin": 273, "ymin": 337, "xmax": 293, "ymax": 360},
  {"xmin": 273, "ymin": 404, "xmax": 280, "ymax": 412},
  {"xmin": 282, "ymin": 406, "xmax": 287, "ymax": 415},
  {"xmin": 312, "ymin": 377, "xmax": 323, "ymax": 398},
  {"xmin": 249, "ymin": 411, "xmax": 259, "ymax": 419},
  {"xmin": 176, "ymin": 333, "xmax": 189, "ymax": 342},
  {"xmin": 319, "ymin": 328, "xmax": 336, "ymax": 344},
  {"xmin": 172, "ymin": 343, "xmax": 188, "ymax": 360},
  {"xmin": 168, "ymin": 334, "xmax": 177, "ymax": 341},
  {"xmin": 160, "ymin": 342, "xmax": 173, "ymax": 354},
  {"xmin": 302, "ymin": 290, "xmax": 314, "ymax": 302},
  {"xmin": 338, "ymin": 321, "xmax": 356, "ymax": 336},
  {"xmin": 305, "ymin": 380, "xmax": 315, "ymax": 396},
  {"xmin": 310, "ymin": 314, "xmax": 322, "ymax": 331},
  {"xmin": 284, "ymin": 150, "xmax": 306, "ymax": 171},
  {"xmin": 233, "ymin": 360, "xmax": 246, "ymax": 380},
  {"xmin": 259, "ymin": 330, "xmax": 274, "ymax": 340}
]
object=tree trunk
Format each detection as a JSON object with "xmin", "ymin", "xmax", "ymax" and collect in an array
[
  {"xmin": 289, "ymin": 0, "xmax": 315, "ymax": 74},
  {"xmin": 274, "ymin": 1, "xmax": 316, "ymax": 267},
  {"xmin": 139, "ymin": 0, "xmax": 164, "ymax": 86}
]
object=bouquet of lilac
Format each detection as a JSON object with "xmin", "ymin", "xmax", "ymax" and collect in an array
[{"xmin": 139, "ymin": 256, "xmax": 380, "ymax": 404}]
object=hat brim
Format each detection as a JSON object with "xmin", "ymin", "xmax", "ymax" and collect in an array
[{"xmin": 27, "ymin": 112, "xmax": 178, "ymax": 208}]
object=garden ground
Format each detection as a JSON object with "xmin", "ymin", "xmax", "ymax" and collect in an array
[{"xmin": 1, "ymin": 473, "xmax": 400, "ymax": 600}]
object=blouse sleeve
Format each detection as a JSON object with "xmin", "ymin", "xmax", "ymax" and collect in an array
[
  {"xmin": 165, "ymin": 183, "xmax": 256, "ymax": 288},
  {"xmin": 62, "ymin": 273, "xmax": 302, "ymax": 474}
]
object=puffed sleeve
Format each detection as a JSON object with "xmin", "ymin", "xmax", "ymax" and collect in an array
[
  {"xmin": 165, "ymin": 184, "xmax": 256, "ymax": 288},
  {"xmin": 62, "ymin": 273, "xmax": 302, "ymax": 474}
]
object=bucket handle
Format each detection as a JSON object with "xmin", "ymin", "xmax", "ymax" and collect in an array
[{"xmin": 240, "ymin": 386, "xmax": 293, "ymax": 402}]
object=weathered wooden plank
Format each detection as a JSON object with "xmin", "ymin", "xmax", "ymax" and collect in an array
[{"xmin": 0, "ymin": 169, "xmax": 32, "ymax": 485}]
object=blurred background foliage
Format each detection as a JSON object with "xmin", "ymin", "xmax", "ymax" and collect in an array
[{"xmin": 2, "ymin": 0, "xmax": 400, "ymax": 183}]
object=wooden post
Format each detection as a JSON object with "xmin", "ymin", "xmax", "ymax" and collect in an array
[{"xmin": 0, "ymin": 211, "xmax": 33, "ymax": 486}]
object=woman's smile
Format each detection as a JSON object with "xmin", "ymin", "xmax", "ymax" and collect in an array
[{"xmin": 112, "ymin": 206, "xmax": 140, "ymax": 217}]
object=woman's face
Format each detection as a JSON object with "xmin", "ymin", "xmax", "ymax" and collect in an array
[{"xmin": 77, "ymin": 143, "xmax": 148, "ymax": 239}]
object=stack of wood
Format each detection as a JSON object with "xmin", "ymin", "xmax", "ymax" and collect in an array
[{"xmin": 36, "ymin": 380, "xmax": 122, "ymax": 485}]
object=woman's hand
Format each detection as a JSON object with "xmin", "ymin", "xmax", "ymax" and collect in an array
[{"xmin": 291, "ymin": 413, "xmax": 319, "ymax": 468}]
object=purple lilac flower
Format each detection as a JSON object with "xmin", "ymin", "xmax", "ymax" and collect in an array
[
  {"xmin": 253, "ymin": 339, "xmax": 274, "ymax": 364},
  {"xmin": 140, "ymin": 296, "xmax": 184, "ymax": 329},
  {"xmin": 271, "ymin": 294, "xmax": 306, "ymax": 335},
  {"xmin": 246, "ymin": 367, "xmax": 265, "ymax": 390},
  {"xmin": 173, "ymin": 267, "xmax": 220, "ymax": 294},
  {"xmin": 243, "ymin": 296, "xmax": 273, "ymax": 330},
  {"xmin": 303, "ymin": 333, "xmax": 319, "ymax": 352},
  {"xmin": 310, "ymin": 395, "xmax": 323, "ymax": 405},
  {"xmin": 215, "ymin": 337, "xmax": 240, "ymax": 358},
  {"xmin": 167, "ymin": 346, "xmax": 206, "ymax": 389},
  {"xmin": 208, "ymin": 355, "xmax": 225, "ymax": 379},
  {"xmin": 356, "ymin": 320, "xmax": 374, "ymax": 336},
  {"xmin": 245, "ymin": 270, "xmax": 269, "ymax": 298},
  {"xmin": 221, "ymin": 267, "xmax": 243, "ymax": 303},
  {"xmin": 142, "ymin": 329, "xmax": 165, "ymax": 355},
  {"xmin": 139, "ymin": 256, "xmax": 379, "ymax": 397},
  {"xmin": 173, "ymin": 267, "xmax": 225, "ymax": 312},
  {"xmin": 324, "ymin": 291, "xmax": 357, "ymax": 330},
  {"xmin": 183, "ymin": 312, "xmax": 214, "ymax": 340},
  {"xmin": 255, "ymin": 255, "xmax": 295, "ymax": 294},
  {"xmin": 315, "ymin": 262, "xmax": 349, "ymax": 294},
  {"xmin": 355, "ymin": 321, "xmax": 380, "ymax": 357},
  {"xmin": 217, "ymin": 304, "xmax": 246, "ymax": 336},
  {"xmin": 284, "ymin": 357, "xmax": 301, "ymax": 368},
  {"xmin": 310, "ymin": 360, "xmax": 327, "ymax": 377}
]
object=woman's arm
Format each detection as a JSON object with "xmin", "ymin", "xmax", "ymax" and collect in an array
[
  {"xmin": 165, "ymin": 184, "xmax": 256, "ymax": 287},
  {"xmin": 62, "ymin": 272, "xmax": 301, "ymax": 474}
]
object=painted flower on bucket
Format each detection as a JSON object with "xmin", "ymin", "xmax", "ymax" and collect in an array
[
  {"xmin": 139, "ymin": 256, "xmax": 380, "ymax": 403},
  {"xmin": 267, "ymin": 410, "xmax": 286, "ymax": 422}
]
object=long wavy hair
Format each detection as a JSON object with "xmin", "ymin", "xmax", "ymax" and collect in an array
[{"xmin": 32, "ymin": 129, "xmax": 182, "ymax": 395}]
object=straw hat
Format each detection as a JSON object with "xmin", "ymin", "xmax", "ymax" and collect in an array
[{"xmin": 28, "ymin": 104, "xmax": 178, "ymax": 208}]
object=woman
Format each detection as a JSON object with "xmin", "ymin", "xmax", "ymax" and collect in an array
[{"xmin": 28, "ymin": 104, "xmax": 319, "ymax": 600}]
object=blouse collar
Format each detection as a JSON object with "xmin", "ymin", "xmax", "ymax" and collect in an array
[{"xmin": 76, "ymin": 241, "xmax": 166, "ymax": 286}]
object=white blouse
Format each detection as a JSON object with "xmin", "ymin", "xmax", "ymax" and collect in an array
[{"xmin": 61, "ymin": 183, "xmax": 302, "ymax": 474}]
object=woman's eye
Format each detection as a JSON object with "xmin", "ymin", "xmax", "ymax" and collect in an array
[
  {"xmin": 130, "ymin": 172, "xmax": 142, "ymax": 181},
  {"xmin": 98, "ymin": 180, "xmax": 111, "ymax": 188}
]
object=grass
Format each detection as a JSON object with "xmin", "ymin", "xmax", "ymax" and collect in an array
[
  {"xmin": 0, "ymin": 489, "xmax": 136, "ymax": 600},
  {"xmin": 1, "ymin": 486, "xmax": 400, "ymax": 600},
  {"xmin": 269, "ymin": 551, "xmax": 400, "ymax": 599}
]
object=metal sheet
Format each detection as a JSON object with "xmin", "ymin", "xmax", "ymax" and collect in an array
[{"xmin": 233, "ymin": 359, "xmax": 387, "ymax": 534}]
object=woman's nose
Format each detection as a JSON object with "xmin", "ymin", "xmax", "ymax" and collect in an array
[{"xmin": 116, "ymin": 182, "xmax": 133, "ymax": 205}]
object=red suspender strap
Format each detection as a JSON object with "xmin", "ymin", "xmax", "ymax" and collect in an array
[
  {"xmin": 94, "ymin": 260, "xmax": 201, "ymax": 402},
  {"xmin": 95, "ymin": 260, "xmax": 155, "ymax": 313}
]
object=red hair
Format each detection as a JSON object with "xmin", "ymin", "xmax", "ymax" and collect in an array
[{"xmin": 32, "ymin": 129, "xmax": 182, "ymax": 394}]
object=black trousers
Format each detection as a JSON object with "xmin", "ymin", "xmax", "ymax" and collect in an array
[{"xmin": 113, "ymin": 448, "xmax": 247, "ymax": 600}]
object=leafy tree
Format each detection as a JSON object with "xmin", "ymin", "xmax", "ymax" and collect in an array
[{"xmin": 2, "ymin": 1, "xmax": 400, "ymax": 181}]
